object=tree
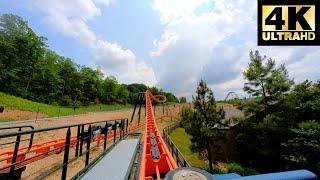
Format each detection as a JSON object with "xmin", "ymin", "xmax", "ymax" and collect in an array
[
  {"xmin": 127, "ymin": 83, "xmax": 147, "ymax": 104},
  {"xmin": 0, "ymin": 33, "xmax": 19, "ymax": 93},
  {"xmin": 116, "ymin": 85, "xmax": 130, "ymax": 104},
  {"xmin": 0, "ymin": 14, "xmax": 46, "ymax": 98},
  {"xmin": 184, "ymin": 80, "xmax": 225, "ymax": 170},
  {"xmin": 179, "ymin": 97, "xmax": 187, "ymax": 103},
  {"xmin": 80, "ymin": 67, "xmax": 103, "ymax": 104},
  {"xmin": 242, "ymin": 51, "xmax": 293, "ymax": 120},
  {"xmin": 236, "ymin": 51, "xmax": 294, "ymax": 172},
  {"xmin": 57, "ymin": 58, "xmax": 83, "ymax": 105},
  {"xmin": 229, "ymin": 51, "xmax": 320, "ymax": 174},
  {"xmin": 150, "ymin": 86, "xmax": 159, "ymax": 95},
  {"xmin": 29, "ymin": 50, "xmax": 62, "ymax": 103},
  {"xmin": 282, "ymin": 120, "xmax": 320, "ymax": 175},
  {"xmin": 285, "ymin": 80, "xmax": 320, "ymax": 125},
  {"xmin": 165, "ymin": 92, "xmax": 178, "ymax": 102},
  {"xmin": 101, "ymin": 76, "xmax": 118, "ymax": 104}
]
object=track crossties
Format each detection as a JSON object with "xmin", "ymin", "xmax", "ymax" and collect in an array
[{"xmin": 139, "ymin": 91, "xmax": 177, "ymax": 180}]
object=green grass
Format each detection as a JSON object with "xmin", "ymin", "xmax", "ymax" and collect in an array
[
  {"xmin": 224, "ymin": 163, "xmax": 258, "ymax": 176},
  {"xmin": 166, "ymin": 102, "xmax": 179, "ymax": 105},
  {"xmin": 169, "ymin": 128, "xmax": 208, "ymax": 169},
  {"xmin": 0, "ymin": 92, "xmax": 133, "ymax": 120},
  {"xmin": 169, "ymin": 127, "xmax": 258, "ymax": 175}
]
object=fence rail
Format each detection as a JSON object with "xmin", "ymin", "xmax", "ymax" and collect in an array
[
  {"xmin": 0, "ymin": 118, "xmax": 129, "ymax": 180},
  {"xmin": 162, "ymin": 123, "xmax": 191, "ymax": 168}
]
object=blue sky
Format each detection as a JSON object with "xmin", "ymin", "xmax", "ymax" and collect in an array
[
  {"xmin": 0, "ymin": 0, "xmax": 162, "ymax": 64},
  {"xmin": 87, "ymin": 0, "xmax": 163, "ymax": 61},
  {"xmin": 1, "ymin": 0, "xmax": 319, "ymax": 100}
]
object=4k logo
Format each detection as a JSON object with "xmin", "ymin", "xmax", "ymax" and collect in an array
[{"xmin": 258, "ymin": 0, "xmax": 320, "ymax": 45}]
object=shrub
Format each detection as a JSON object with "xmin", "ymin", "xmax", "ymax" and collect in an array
[{"xmin": 225, "ymin": 163, "xmax": 258, "ymax": 176}]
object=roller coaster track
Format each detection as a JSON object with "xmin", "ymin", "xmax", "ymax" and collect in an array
[
  {"xmin": 0, "ymin": 91, "xmax": 181, "ymax": 179},
  {"xmin": 139, "ymin": 90, "xmax": 178, "ymax": 180}
]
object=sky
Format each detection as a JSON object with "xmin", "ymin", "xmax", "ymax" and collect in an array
[{"xmin": 1, "ymin": 0, "xmax": 319, "ymax": 100}]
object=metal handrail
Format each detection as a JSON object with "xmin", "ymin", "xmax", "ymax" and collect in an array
[
  {"xmin": 0, "ymin": 125, "xmax": 34, "ymax": 131},
  {"xmin": 162, "ymin": 123, "xmax": 191, "ymax": 168},
  {"xmin": 0, "ymin": 118, "xmax": 129, "ymax": 180},
  {"xmin": 0, "ymin": 125, "xmax": 35, "ymax": 155},
  {"xmin": 0, "ymin": 119, "xmax": 125, "ymax": 138}
]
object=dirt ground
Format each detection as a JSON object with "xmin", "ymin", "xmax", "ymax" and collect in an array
[
  {"xmin": 0, "ymin": 104, "xmax": 184, "ymax": 128},
  {"xmin": 0, "ymin": 109, "xmax": 133, "ymax": 129},
  {"xmin": 0, "ymin": 109, "xmax": 47, "ymax": 122}
]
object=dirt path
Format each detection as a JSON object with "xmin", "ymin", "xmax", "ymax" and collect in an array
[{"xmin": 0, "ymin": 109, "xmax": 133, "ymax": 129}]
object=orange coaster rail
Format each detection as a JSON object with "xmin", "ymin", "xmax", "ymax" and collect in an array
[{"xmin": 139, "ymin": 91, "xmax": 178, "ymax": 180}]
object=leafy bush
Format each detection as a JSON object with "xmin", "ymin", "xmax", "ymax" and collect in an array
[
  {"xmin": 228, "ymin": 98, "xmax": 242, "ymax": 107},
  {"xmin": 208, "ymin": 168, "xmax": 224, "ymax": 174},
  {"xmin": 282, "ymin": 120, "xmax": 320, "ymax": 175},
  {"xmin": 225, "ymin": 163, "xmax": 258, "ymax": 176},
  {"xmin": 181, "ymin": 107, "xmax": 193, "ymax": 132}
]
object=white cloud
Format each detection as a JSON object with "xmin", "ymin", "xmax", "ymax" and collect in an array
[
  {"xmin": 287, "ymin": 49, "xmax": 320, "ymax": 82},
  {"xmin": 36, "ymin": 0, "xmax": 101, "ymax": 21},
  {"xmin": 151, "ymin": 0, "xmax": 320, "ymax": 99},
  {"xmin": 34, "ymin": 0, "xmax": 157, "ymax": 86},
  {"xmin": 151, "ymin": 0, "xmax": 254, "ymax": 99},
  {"xmin": 150, "ymin": 34, "xmax": 179, "ymax": 58},
  {"xmin": 93, "ymin": 0, "xmax": 113, "ymax": 6},
  {"xmin": 44, "ymin": 14, "xmax": 96, "ymax": 44},
  {"xmin": 210, "ymin": 75, "xmax": 245, "ymax": 100},
  {"xmin": 30, "ymin": 0, "xmax": 320, "ymax": 97},
  {"xmin": 153, "ymin": 0, "xmax": 209, "ymax": 24}
]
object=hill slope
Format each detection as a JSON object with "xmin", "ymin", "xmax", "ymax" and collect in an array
[{"xmin": 0, "ymin": 92, "xmax": 132, "ymax": 122}]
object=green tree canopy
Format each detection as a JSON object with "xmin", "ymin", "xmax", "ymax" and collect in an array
[
  {"xmin": 236, "ymin": 51, "xmax": 320, "ymax": 175},
  {"xmin": 242, "ymin": 50, "xmax": 294, "ymax": 124},
  {"xmin": 282, "ymin": 120, "xmax": 320, "ymax": 174},
  {"xmin": 184, "ymin": 80, "xmax": 225, "ymax": 170},
  {"xmin": 179, "ymin": 97, "xmax": 187, "ymax": 103}
]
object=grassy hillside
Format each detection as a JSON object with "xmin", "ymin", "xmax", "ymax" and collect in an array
[
  {"xmin": 0, "ymin": 92, "xmax": 133, "ymax": 122},
  {"xmin": 170, "ymin": 128, "xmax": 208, "ymax": 169}
]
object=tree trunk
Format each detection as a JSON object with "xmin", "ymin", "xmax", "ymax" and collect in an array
[
  {"xmin": 207, "ymin": 142, "xmax": 213, "ymax": 170},
  {"xmin": 25, "ymin": 66, "xmax": 35, "ymax": 92},
  {"xmin": 25, "ymin": 73, "xmax": 32, "ymax": 91},
  {"xmin": 260, "ymin": 79, "xmax": 268, "ymax": 107}
]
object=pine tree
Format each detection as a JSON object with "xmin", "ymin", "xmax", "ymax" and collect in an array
[
  {"xmin": 186, "ymin": 80, "xmax": 225, "ymax": 170},
  {"xmin": 242, "ymin": 50, "xmax": 293, "ymax": 121}
]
